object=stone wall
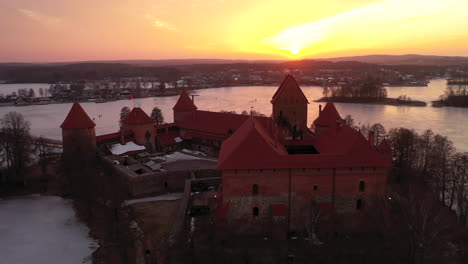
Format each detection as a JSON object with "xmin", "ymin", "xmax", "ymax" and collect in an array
[{"xmin": 221, "ymin": 166, "xmax": 389, "ymax": 232}]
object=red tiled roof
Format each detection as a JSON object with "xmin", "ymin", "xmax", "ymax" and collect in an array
[
  {"xmin": 182, "ymin": 131, "xmax": 226, "ymax": 142},
  {"xmin": 122, "ymin": 107, "xmax": 154, "ymax": 125},
  {"xmin": 313, "ymin": 101, "xmax": 342, "ymax": 127},
  {"xmin": 173, "ymin": 90, "xmax": 198, "ymax": 111},
  {"xmin": 218, "ymin": 117, "xmax": 288, "ymax": 169},
  {"xmin": 179, "ymin": 110, "xmax": 272, "ymax": 136},
  {"xmin": 60, "ymin": 102, "xmax": 96, "ymax": 129},
  {"xmin": 218, "ymin": 117, "xmax": 392, "ymax": 170},
  {"xmin": 271, "ymin": 74, "xmax": 309, "ymax": 104},
  {"xmin": 272, "ymin": 204, "xmax": 286, "ymax": 216},
  {"xmin": 96, "ymin": 130, "xmax": 133, "ymax": 143},
  {"xmin": 155, "ymin": 123, "xmax": 175, "ymax": 129}
]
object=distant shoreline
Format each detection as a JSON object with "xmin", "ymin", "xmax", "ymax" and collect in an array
[{"xmin": 314, "ymin": 96, "xmax": 427, "ymax": 107}]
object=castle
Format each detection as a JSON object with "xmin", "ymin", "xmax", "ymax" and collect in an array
[{"xmin": 61, "ymin": 74, "xmax": 392, "ymax": 232}]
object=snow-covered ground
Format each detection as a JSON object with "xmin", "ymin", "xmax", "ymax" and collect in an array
[
  {"xmin": 0, "ymin": 195, "xmax": 96, "ymax": 264},
  {"xmin": 124, "ymin": 193, "xmax": 184, "ymax": 206}
]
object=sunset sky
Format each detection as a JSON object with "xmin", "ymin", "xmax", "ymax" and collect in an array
[{"xmin": 1, "ymin": 0, "xmax": 468, "ymax": 62}]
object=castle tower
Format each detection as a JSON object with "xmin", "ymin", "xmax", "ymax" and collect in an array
[
  {"xmin": 271, "ymin": 75, "xmax": 309, "ymax": 135},
  {"xmin": 60, "ymin": 102, "xmax": 97, "ymax": 159},
  {"xmin": 312, "ymin": 102, "xmax": 343, "ymax": 135},
  {"xmin": 173, "ymin": 90, "xmax": 197, "ymax": 124},
  {"xmin": 121, "ymin": 107, "xmax": 156, "ymax": 152}
]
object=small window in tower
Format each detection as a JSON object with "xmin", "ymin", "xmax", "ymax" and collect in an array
[
  {"xmin": 252, "ymin": 184, "xmax": 259, "ymax": 195},
  {"xmin": 359, "ymin": 181, "xmax": 365, "ymax": 192},
  {"xmin": 356, "ymin": 199, "xmax": 363, "ymax": 210},
  {"xmin": 253, "ymin": 207, "xmax": 259, "ymax": 216},
  {"xmin": 313, "ymin": 185, "xmax": 318, "ymax": 191}
]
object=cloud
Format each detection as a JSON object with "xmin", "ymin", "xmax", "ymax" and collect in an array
[
  {"xmin": 17, "ymin": 8, "xmax": 60, "ymax": 26},
  {"xmin": 144, "ymin": 14, "xmax": 177, "ymax": 31},
  {"xmin": 259, "ymin": 0, "xmax": 468, "ymax": 54}
]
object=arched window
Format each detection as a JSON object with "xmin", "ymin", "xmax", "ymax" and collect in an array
[
  {"xmin": 253, "ymin": 207, "xmax": 259, "ymax": 216},
  {"xmin": 359, "ymin": 181, "xmax": 365, "ymax": 192},
  {"xmin": 356, "ymin": 199, "xmax": 363, "ymax": 210},
  {"xmin": 252, "ymin": 184, "xmax": 259, "ymax": 195}
]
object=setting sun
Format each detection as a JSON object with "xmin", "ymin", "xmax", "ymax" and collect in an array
[{"xmin": 290, "ymin": 46, "xmax": 300, "ymax": 56}]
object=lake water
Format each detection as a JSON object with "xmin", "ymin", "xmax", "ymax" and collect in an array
[{"xmin": 0, "ymin": 79, "xmax": 467, "ymax": 152}]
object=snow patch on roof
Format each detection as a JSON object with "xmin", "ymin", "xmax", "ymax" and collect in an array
[
  {"xmin": 124, "ymin": 193, "xmax": 184, "ymax": 206},
  {"xmin": 109, "ymin": 141, "xmax": 146, "ymax": 155}
]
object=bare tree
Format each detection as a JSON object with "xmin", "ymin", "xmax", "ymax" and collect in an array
[
  {"xmin": 151, "ymin": 107, "xmax": 165, "ymax": 125},
  {"xmin": 119, "ymin": 106, "xmax": 131, "ymax": 128},
  {"xmin": 344, "ymin": 115, "xmax": 356, "ymax": 128},
  {"xmin": 0, "ymin": 112, "xmax": 33, "ymax": 184},
  {"xmin": 371, "ymin": 123, "xmax": 387, "ymax": 145}
]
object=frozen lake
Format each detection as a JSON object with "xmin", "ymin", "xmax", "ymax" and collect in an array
[
  {"xmin": 0, "ymin": 79, "xmax": 467, "ymax": 152},
  {"xmin": 0, "ymin": 195, "xmax": 96, "ymax": 264}
]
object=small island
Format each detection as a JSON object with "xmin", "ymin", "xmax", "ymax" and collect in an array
[
  {"xmin": 316, "ymin": 77, "xmax": 427, "ymax": 106},
  {"xmin": 432, "ymin": 77, "xmax": 468, "ymax": 107}
]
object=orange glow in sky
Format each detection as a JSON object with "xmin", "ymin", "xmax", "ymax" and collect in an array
[{"xmin": 1, "ymin": 0, "xmax": 468, "ymax": 62}]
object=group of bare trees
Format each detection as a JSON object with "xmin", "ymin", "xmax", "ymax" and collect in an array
[
  {"xmin": 386, "ymin": 127, "xmax": 468, "ymax": 226},
  {"xmin": 0, "ymin": 112, "xmax": 33, "ymax": 185},
  {"xmin": 0, "ymin": 112, "xmax": 56, "ymax": 190},
  {"xmin": 323, "ymin": 77, "xmax": 387, "ymax": 100}
]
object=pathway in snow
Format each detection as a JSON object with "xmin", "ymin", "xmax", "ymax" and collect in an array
[{"xmin": 0, "ymin": 195, "xmax": 96, "ymax": 264}]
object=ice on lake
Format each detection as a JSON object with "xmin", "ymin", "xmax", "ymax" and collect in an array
[{"xmin": 0, "ymin": 195, "xmax": 96, "ymax": 264}]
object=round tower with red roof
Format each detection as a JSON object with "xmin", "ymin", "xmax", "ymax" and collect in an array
[
  {"xmin": 173, "ymin": 90, "xmax": 197, "ymax": 124},
  {"xmin": 60, "ymin": 102, "xmax": 97, "ymax": 158}
]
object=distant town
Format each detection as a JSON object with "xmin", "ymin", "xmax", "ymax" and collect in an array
[{"xmin": 1, "ymin": 56, "xmax": 467, "ymax": 107}]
